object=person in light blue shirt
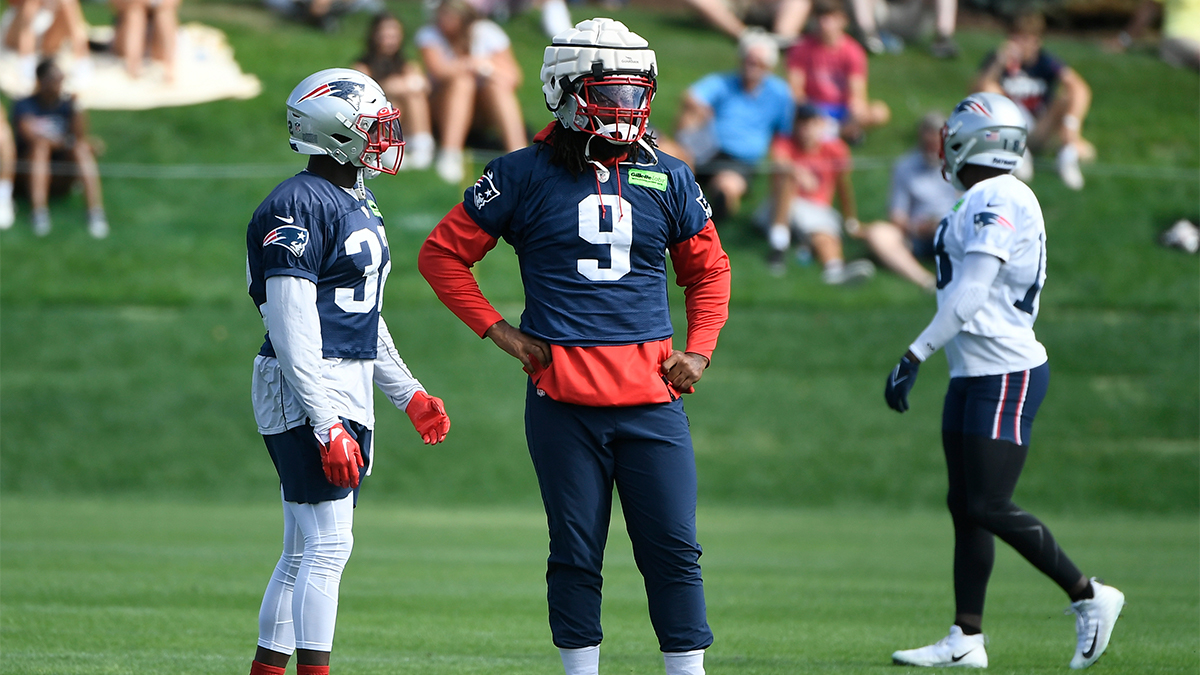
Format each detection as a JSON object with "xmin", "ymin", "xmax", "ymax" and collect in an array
[{"xmin": 674, "ymin": 29, "xmax": 794, "ymax": 223}]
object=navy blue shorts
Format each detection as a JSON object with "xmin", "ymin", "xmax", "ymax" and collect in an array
[
  {"xmin": 943, "ymin": 362, "xmax": 1049, "ymax": 446},
  {"xmin": 263, "ymin": 419, "xmax": 371, "ymax": 504}
]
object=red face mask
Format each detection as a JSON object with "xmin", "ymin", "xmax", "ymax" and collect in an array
[
  {"xmin": 356, "ymin": 107, "xmax": 405, "ymax": 174},
  {"xmin": 573, "ymin": 75, "xmax": 655, "ymax": 143}
]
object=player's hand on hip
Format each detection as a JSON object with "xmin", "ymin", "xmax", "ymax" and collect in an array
[
  {"xmin": 884, "ymin": 353, "xmax": 921, "ymax": 413},
  {"xmin": 485, "ymin": 320, "xmax": 552, "ymax": 375},
  {"xmin": 661, "ymin": 350, "xmax": 708, "ymax": 394},
  {"xmin": 406, "ymin": 390, "xmax": 451, "ymax": 445},
  {"xmin": 316, "ymin": 422, "xmax": 364, "ymax": 489}
]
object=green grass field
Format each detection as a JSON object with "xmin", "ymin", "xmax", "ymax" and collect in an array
[
  {"xmin": 2, "ymin": 498, "xmax": 1197, "ymax": 674},
  {"xmin": 1, "ymin": 0, "xmax": 1197, "ymax": 672}
]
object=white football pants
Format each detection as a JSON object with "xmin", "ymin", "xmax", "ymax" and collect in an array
[{"xmin": 257, "ymin": 492, "xmax": 354, "ymax": 653}]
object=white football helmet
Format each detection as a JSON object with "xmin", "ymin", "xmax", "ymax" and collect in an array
[
  {"xmin": 286, "ymin": 68, "xmax": 404, "ymax": 175},
  {"xmin": 941, "ymin": 92, "xmax": 1028, "ymax": 190},
  {"xmin": 540, "ymin": 18, "xmax": 657, "ymax": 144}
]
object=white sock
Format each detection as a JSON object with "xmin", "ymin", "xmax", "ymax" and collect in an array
[
  {"xmin": 0, "ymin": 180, "xmax": 12, "ymax": 201},
  {"xmin": 823, "ymin": 258, "xmax": 844, "ymax": 273},
  {"xmin": 663, "ymin": 649, "xmax": 705, "ymax": 675},
  {"xmin": 559, "ymin": 645, "xmax": 599, "ymax": 675},
  {"xmin": 769, "ymin": 223, "xmax": 790, "ymax": 251},
  {"xmin": 541, "ymin": 0, "xmax": 573, "ymax": 37}
]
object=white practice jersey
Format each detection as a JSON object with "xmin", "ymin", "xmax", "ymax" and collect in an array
[{"xmin": 933, "ymin": 174, "xmax": 1048, "ymax": 378}]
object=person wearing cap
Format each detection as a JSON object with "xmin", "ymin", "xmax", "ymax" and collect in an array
[
  {"xmin": 675, "ymin": 28, "xmax": 795, "ymax": 223},
  {"xmin": 763, "ymin": 103, "xmax": 874, "ymax": 283},
  {"xmin": 860, "ymin": 111, "xmax": 959, "ymax": 290}
]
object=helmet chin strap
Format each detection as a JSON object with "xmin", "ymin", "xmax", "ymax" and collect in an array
[{"xmin": 354, "ymin": 167, "xmax": 367, "ymax": 200}]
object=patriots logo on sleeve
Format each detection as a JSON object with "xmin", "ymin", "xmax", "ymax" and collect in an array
[
  {"xmin": 695, "ymin": 184, "xmax": 713, "ymax": 219},
  {"xmin": 974, "ymin": 211, "xmax": 1014, "ymax": 233},
  {"xmin": 473, "ymin": 170, "xmax": 501, "ymax": 210},
  {"xmin": 263, "ymin": 224, "xmax": 310, "ymax": 257}
]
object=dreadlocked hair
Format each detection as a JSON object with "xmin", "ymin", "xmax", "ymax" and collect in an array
[{"xmin": 538, "ymin": 122, "xmax": 658, "ymax": 175}]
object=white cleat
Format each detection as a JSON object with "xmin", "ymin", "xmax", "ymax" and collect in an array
[
  {"xmin": 892, "ymin": 625, "xmax": 988, "ymax": 668},
  {"xmin": 1068, "ymin": 579, "xmax": 1125, "ymax": 669}
]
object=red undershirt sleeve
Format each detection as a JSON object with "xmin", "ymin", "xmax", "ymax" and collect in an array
[
  {"xmin": 417, "ymin": 203, "xmax": 505, "ymax": 338},
  {"xmin": 669, "ymin": 221, "xmax": 731, "ymax": 361}
]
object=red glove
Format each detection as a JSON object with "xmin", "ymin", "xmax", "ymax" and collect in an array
[
  {"xmin": 317, "ymin": 423, "xmax": 363, "ymax": 489},
  {"xmin": 406, "ymin": 391, "xmax": 450, "ymax": 444}
]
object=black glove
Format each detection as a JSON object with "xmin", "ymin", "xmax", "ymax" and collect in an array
[{"xmin": 884, "ymin": 355, "xmax": 921, "ymax": 413}]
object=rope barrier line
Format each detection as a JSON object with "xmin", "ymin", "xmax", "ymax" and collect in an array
[{"xmin": 19, "ymin": 155, "xmax": 1200, "ymax": 181}]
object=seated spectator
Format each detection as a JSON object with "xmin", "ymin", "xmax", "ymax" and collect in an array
[
  {"xmin": 112, "ymin": 0, "xmax": 180, "ymax": 83},
  {"xmin": 787, "ymin": 0, "xmax": 891, "ymax": 144},
  {"xmin": 684, "ymin": 0, "xmax": 812, "ymax": 43},
  {"xmin": 974, "ymin": 11, "xmax": 1094, "ymax": 190},
  {"xmin": 461, "ymin": 0, "xmax": 573, "ymax": 37},
  {"xmin": 417, "ymin": 0, "xmax": 526, "ymax": 184},
  {"xmin": 3, "ymin": 0, "xmax": 93, "ymax": 90},
  {"xmin": 353, "ymin": 13, "xmax": 435, "ymax": 170},
  {"xmin": 763, "ymin": 104, "xmax": 874, "ymax": 283},
  {"xmin": 12, "ymin": 60, "xmax": 107, "ymax": 238},
  {"xmin": 860, "ymin": 111, "xmax": 957, "ymax": 290},
  {"xmin": 849, "ymin": 0, "xmax": 959, "ymax": 57},
  {"xmin": 1111, "ymin": 0, "xmax": 1199, "ymax": 71},
  {"xmin": 675, "ymin": 29, "xmax": 794, "ymax": 223},
  {"xmin": 0, "ymin": 105, "xmax": 14, "ymax": 230}
]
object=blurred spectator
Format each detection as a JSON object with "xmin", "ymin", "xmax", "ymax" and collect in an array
[
  {"xmin": 684, "ymin": 0, "xmax": 812, "ymax": 43},
  {"xmin": 787, "ymin": 0, "xmax": 891, "ymax": 144},
  {"xmin": 763, "ymin": 104, "xmax": 874, "ymax": 283},
  {"xmin": 860, "ymin": 111, "xmax": 957, "ymax": 290},
  {"xmin": 3, "ymin": 0, "xmax": 93, "ymax": 90},
  {"xmin": 0, "ymin": 105, "xmax": 14, "ymax": 230},
  {"xmin": 1110, "ymin": 0, "xmax": 1200, "ymax": 71},
  {"xmin": 112, "ymin": 0, "xmax": 180, "ymax": 83},
  {"xmin": 416, "ymin": 0, "xmax": 526, "ymax": 183},
  {"xmin": 353, "ymin": 13, "xmax": 436, "ymax": 170},
  {"xmin": 457, "ymin": 0, "xmax": 573, "ymax": 37},
  {"xmin": 262, "ymin": 0, "xmax": 379, "ymax": 32},
  {"xmin": 850, "ymin": 0, "xmax": 959, "ymax": 57},
  {"xmin": 12, "ymin": 60, "xmax": 108, "ymax": 238},
  {"xmin": 975, "ymin": 12, "xmax": 1093, "ymax": 190},
  {"xmin": 675, "ymin": 29, "xmax": 794, "ymax": 223}
]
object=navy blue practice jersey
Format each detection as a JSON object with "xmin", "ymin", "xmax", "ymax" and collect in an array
[
  {"xmin": 247, "ymin": 171, "xmax": 391, "ymax": 359},
  {"xmin": 463, "ymin": 146, "xmax": 712, "ymax": 347}
]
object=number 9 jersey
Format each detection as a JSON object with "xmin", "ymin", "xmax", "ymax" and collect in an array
[
  {"xmin": 247, "ymin": 171, "xmax": 391, "ymax": 360},
  {"xmin": 933, "ymin": 174, "xmax": 1048, "ymax": 378}
]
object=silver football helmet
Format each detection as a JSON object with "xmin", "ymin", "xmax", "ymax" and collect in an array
[
  {"xmin": 941, "ymin": 92, "xmax": 1027, "ymax": 190},
  {"xmin": 540, "ymin": 18, "xmax": 657, "ymax": 144},
  {"xmin": 286, "ymin": 68, "xmax": 404, "ymax": 175}
]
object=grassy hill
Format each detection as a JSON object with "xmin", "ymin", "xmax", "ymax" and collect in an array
[{"xmin": 1, "ymin": 1, "xmax": 1196, "ymax": 513}]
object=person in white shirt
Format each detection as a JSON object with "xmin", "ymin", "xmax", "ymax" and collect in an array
[
  {"xmin": 416, "ymin": 0, "xmax": 527, "ymax": 183},
  {"xmin": 244, "ymin": 68, "xmax": 451, "ymax": 675},
  {"xmin": 883, "ymin": 92, "xmax": 1124, "ymax": 671}
]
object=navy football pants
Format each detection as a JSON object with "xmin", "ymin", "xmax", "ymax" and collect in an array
[
  {"xmin": 941, "ymin": 363, "xmax": 1083, "ymax": 618},
  {"xmin": 524, "ymin": 381, "xmax": 714, "ymax": 653}
]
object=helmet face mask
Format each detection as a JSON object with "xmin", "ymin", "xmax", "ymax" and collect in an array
[
  {"xmin": 563, "ymin": 73, "xmax": 655, "ymax": 143},
  {"xmin": 286, "ymin": 68, "xmax": 406, "ymax": 176}
]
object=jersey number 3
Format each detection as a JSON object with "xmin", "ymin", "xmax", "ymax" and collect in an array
[
  {"xmin": 577, "ymin": 194, "xmax": 632, "ymax": 281},
  {"xmin": 335, "ymin": 228, "xmax": 391, "ymax": 314}
]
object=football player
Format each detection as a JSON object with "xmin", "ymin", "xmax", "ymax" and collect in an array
[
  {"xmin": 883, "ymin": 92, "xmax": 1124, "ymax": 670},
  {"xmin": 419, "ymin": 19, "xmax": 731, "ymax": 675},
  {"xmin": 245, "ymin": 68, "xmax": 451, "ymax": 675}
]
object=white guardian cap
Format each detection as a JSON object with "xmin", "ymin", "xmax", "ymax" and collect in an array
[
  {"xmin": 540, "ymin": 18, "xmax": 657, "ymax": 144},
  {"xmin": 941, "ymin": 92, "xmax": 1027, "ymax": 190},
  {"xmin": 286, "ymin": 68, "xmax": 405, "ymax": 175}
]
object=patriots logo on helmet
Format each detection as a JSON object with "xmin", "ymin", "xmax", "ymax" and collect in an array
[
  {"xmin": 473, "ymin": 170, "xmax": 501, "ymax": 210},
  {"xmin": 263, "ymin": 225, "xmax": 310, "ymax": 257},
  {"xmin": 954, "ymin": 99, "xmax": 991, "ymax": 118},
  {"xmin": 296, "ymin": 80, "xmax": 366, "ymax": 111}
]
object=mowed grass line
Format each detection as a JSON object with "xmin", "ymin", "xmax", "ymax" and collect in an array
[{"xmin": 1, "ymin": 498, "xmax": 1196, "ymax": 674}]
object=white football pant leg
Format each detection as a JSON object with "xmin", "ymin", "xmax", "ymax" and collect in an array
[
  {"xmin": 257, "ymin": 490, "xmax": 303, "ymax": 654},
  {"xmin": 290, "ymin": 494, "xmax": 355, "ymax": 652}
]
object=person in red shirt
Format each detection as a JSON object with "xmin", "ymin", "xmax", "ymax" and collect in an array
[
  {"xmin": 765, "ymin": 104, "xmax": 874, "ymax": 283},
  {"xmin": 419, "ymin": 18, "xmax": 731, "ymax": 675},
  {"xmin": 786, "ymin": 0, "xmax": 890, "ymax": 143}
]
